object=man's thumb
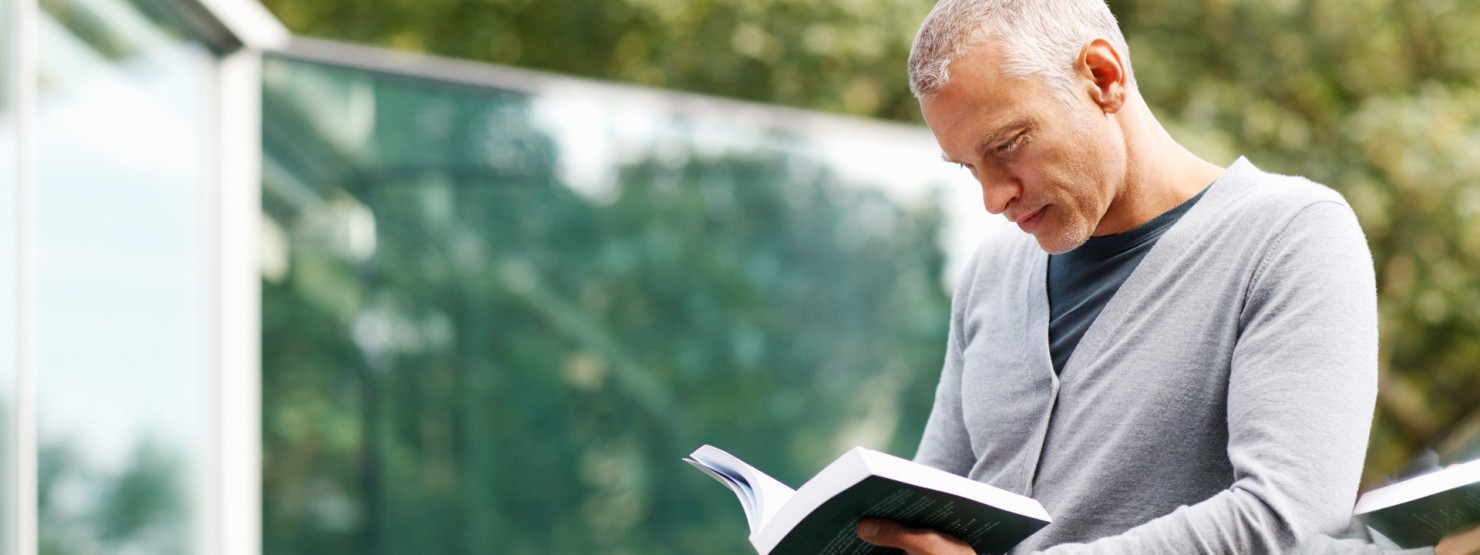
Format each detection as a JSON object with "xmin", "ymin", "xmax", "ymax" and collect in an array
[{"xmin": 856, "ymin": 518, "xmax": 919, "ymax": 548}]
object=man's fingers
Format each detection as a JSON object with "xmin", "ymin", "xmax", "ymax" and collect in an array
[
  {"xmin": 855, "ymin": 518, "xmax": 974, "ymax": 554},
  {"xmin": 1437, "ymin": 524, "xmax": 1480, "ymax": 555},
  {"xmin": 856, "ymin": 518, "xmax": 919, "ymax": 548}
]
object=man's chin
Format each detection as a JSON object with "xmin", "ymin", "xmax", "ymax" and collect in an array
[{"xmin": 1032, "ymin": 229, "xmax": 1089, "ymax": 255}]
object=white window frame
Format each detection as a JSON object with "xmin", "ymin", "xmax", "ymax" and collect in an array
[
  {"xmin": 192, "ymin": 4, "xmax": 287, "ymax": 555},
  {"xmin": 4, "ymin": 1, "xmax": 286, "ymax": 554},
  {"xmin": 7, "ymin": 1, "xmax": 38, "ymax": 555}
]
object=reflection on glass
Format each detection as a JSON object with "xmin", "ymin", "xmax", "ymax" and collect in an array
[
  {"xmin": 1, "ymin": 0, "xmax": 17, "ymax": 550},
  {"xmin": 35, "ymin": 0, "xmax": 213, "ymax": 552},
  {"xmin": 262, "ymin": 55, "xmax": 990, "ymax": 554}
]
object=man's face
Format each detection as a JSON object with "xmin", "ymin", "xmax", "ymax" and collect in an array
[{"xmin": 921, "ymin": 42, "xmax": 1128, "ymax": 254}]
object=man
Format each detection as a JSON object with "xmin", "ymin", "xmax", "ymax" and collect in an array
[{"xmin": 850, "ymin": 0, "xmax": 1386, "ymax": 552}]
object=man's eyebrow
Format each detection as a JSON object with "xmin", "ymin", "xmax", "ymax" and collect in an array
[
  {"xmin": 940, "ymin": 117, "xmax": 1034, "ymax": 165},
  {"xmin": 977, "ymin": 118, "xmax": 1033, "ymax": 153}
]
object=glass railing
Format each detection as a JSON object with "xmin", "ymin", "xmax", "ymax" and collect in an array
[
  {"xmin": 34, "ymin": 0, "xmax": 215, "ymax": 552},
  {"xmin": 1, "ymin": 0, "xmax": 18, "ymax": 550},
  {"xmin": 261, "ymin": 50, "xmax": 993, "ymax": 554}
]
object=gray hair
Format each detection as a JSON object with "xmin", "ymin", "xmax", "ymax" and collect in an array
[{"xmin": 908, "ymin": 0, "xmax": 1135, "ymax": 104}]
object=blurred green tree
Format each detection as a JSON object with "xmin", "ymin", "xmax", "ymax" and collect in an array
[
  {"xmin": 261, "ymin": 58, "xmax": 951, "ymax": 554},
  {"xmin": 258, "ymin": 0, "xmax": 934, "ymax": 120}
]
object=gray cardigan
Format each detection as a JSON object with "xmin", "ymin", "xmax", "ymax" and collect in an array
[{"xmin": 915, "ymin": 158, "xmax": 1380, "ymax": 553}]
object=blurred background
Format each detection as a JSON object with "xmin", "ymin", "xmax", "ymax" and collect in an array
[{"xmin": 3, "ymin": 0, "xmax": 1479, "ymax": 553}]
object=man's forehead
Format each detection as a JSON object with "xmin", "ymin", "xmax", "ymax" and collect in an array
[
  {"xmin": 923, "ymin": 63, "xmax": 1050, "ymax": 136},
  {"xmin": 924, "ymin": 61, "xmax": 1042, "ymax": 121}
]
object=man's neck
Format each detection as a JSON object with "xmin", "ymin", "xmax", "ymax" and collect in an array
[{"xmin": 1097, "ymin": 97, "xmax": 1225, "ymax": 236}]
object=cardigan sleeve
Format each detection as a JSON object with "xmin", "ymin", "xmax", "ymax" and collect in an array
[
  {"xmin": 1036, "ymin": 200, "xmax": 1379, "ymax": 553},
  {"xmin": 913, "ymin": 245, "xmax": 986, "ymax": 477}
]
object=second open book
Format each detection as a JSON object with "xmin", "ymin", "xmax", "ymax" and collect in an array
[
  {"xmin": 1355, "ymin": 457, "xmax": 1480, "ymax": 548},
  {"xmin": 684, "ymin": 444, "xmax": 1051, "ymax": 555}
]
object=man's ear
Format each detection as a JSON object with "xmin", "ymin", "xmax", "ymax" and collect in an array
[{"xmin": 1078, "ymin": 38, "xmax": 1127, "ymax": 114}]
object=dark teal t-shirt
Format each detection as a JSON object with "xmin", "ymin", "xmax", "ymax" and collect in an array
[{"xmin": 1047, "ymin": 187, "xmax": 1208, "ymax": 374}]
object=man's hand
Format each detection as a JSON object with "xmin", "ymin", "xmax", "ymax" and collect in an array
[
  {"xmin": 1437, "ymin": 524, "xmax": 1480, "ymax": 555},
  {"xmin": 855, "ymin": 518, "xmax": 976, "ymax": 555}
]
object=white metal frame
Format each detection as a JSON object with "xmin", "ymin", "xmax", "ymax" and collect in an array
[
  {"xmin": 8, "ymin": 0, "xmax": 38, "ymax": 553},
  {"xmin": 10, "ymin": 0, "xmax": 36, "ymax": 552},
  {"xmin": 192, "ymin": 4, "xmax": 284, "ymax": 555},
  {"xmin": 5, "ymin": 0, "xmax": 285, "ymax": 554},
  {"xmin": 204, "ymin": 45, "xmax": 268, "ymax": 555}
]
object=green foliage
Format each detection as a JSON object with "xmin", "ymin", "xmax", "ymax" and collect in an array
[
  {"xmin": 37, "ymin": 440, "xmax": 187, "ymax": 555},
  {"xmin": 95, "ymin": 443, "xmax": 184, "ymax": 544},
  {"xmin": 258, "ymin": 0, "xmax": 934, "ymax": 121},
  {"xmin": 262, "ymin": 59, "xmax": 950, "ymax": 553}
]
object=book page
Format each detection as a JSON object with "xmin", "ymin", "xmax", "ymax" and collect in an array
[
  {"xmin": 688, "ymin": 445, "xmax": 797, "ymax": 533},
  {"xmin": 1356, "ymin": 459, "xmax": 1480, "ymax": 514},
  {"xmin": 686, "ymin": 456, "xmax": 760, "ymax": 529}
]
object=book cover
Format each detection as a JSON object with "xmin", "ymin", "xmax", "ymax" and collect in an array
[
  {"xmin": 685, "ymin": 444, "xmax": 1051, "ymax": 555},
  {"xmin": 1355, "ymin": 459, "xmax": 1480, "ymax": 548}
]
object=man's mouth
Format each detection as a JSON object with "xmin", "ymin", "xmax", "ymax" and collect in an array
[{"xmin": 1014, "ymin": 207, "xmax": 1046, "ymax": 233}]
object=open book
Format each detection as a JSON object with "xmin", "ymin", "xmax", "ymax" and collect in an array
[
  {"xmin": 684, "ymin": 444, "xmax": 1051, "ymax": 555},
  {"xmin": 1354, "ymin": 458, "xmax": 1480, "ymax": 547}
]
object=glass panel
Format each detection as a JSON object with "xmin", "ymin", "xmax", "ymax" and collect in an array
[
  {"xmin": 261, "ymin": 55, "xmax": 993, "ymax": 554},
  {"xmin": 0, "ymin": 0, "xmax": 18, "ymax": 551},
  {"xmin": 34, "ymin": 0, "xmax": 213, "ymax": 552}
]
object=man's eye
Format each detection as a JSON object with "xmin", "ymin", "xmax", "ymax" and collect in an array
[{"xmin": 997, "ymin": 133, "xmax": 1027, "ymax": 155}]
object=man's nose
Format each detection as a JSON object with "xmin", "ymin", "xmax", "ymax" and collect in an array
[{"xmin": 976, "ymin": 167, "xmax": 1018, "ymax": 215}]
